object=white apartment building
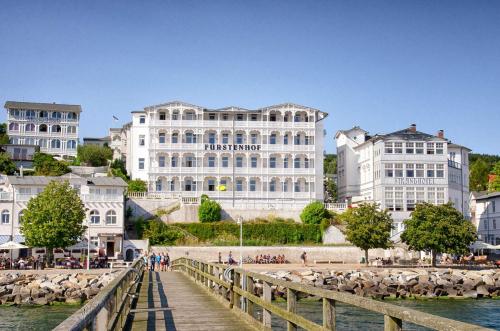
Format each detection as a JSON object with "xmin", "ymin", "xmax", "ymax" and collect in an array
[
  {"xmin": 4, "ymin": 101, "xmax": 81, "ymax": 158},
  {"xmin": 470, "ymin": 192, "xmax": 500, "ymax": 245},
  {"xmin": 111, "ymin": 101, "xmax": 327, "ymax": 209},
  {"xmin": 0, "ymin": 175, "xmax": 127, "ymax": 258},
  {"xmin": 336, "ymin": 124, "xmax": 470, "ymax": 237}
]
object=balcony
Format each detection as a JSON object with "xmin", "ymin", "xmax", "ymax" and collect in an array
[
  {"xmin": 0, "ymin": 192, "xmax": 13, "ymax": 201},
  {"xmin": 80, "ymin": 194, "xmax": 124, "ymax": 202}
]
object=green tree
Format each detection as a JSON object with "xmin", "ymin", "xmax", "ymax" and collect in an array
[
  {"xmin": 198, "ymin": 197, "xmax": 222, "ymax": 222},
  {"xmin": 469, "ymin": 159, "xmax": 490, "ymax": 191},
  {"xmin": 401, "ymin": 202, "xmax": 476, "ymax": 266},
  {"xmin": 0, "ymin": 123, "xmax": 9, "ymax": 145},
  {"xmin": 341, "ymin": 203, "xmax": 393, "ymax": 265},
  {"xmin": 0, "ymin": 152, "xmax": 17, "ymax": 175},
  {"xmin": 324, "ymin": 177, "xmax": 337, "ymax": 202},
  {"xmin": 33, "ymin": 152, "xmax": 70, "ymax": 176},
  {"xmin": 323, "ymin": 154, "xmax": 337, "ymax": 175},
  {"xmin": 77, "ymin": 144, "xmax": 113, "ymax": 167},
  {"xmin": 300, "ymin": 201, "xmax": 330, "ymax": 225},
  {"xmin": 108, "ymin": 159, "xmax": 129, "ymax": 181},
  {"xmin": 20, "ymin": 181, "xmax": 86, "ymax": 264},
  {"xmin": 128, "ymin": 179, "xmax": 147, "ymax": 192}
]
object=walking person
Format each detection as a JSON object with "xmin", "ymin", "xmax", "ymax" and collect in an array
[
  {"xmin": 149, "ymin": 253, "xmax": 156, "ymax": 271},
  {"xmin": 165, "ymin": 253, "xmax": 170, "ymax": 271},
  {"xmin": 155, "ymin": 253, "xmax": 161, "ymax": 272},
  {"xmin": 160, "ymin": 254, "xmax": 166, "ymax": 272},
  {"xmin": 300, "ymin": 251, "xmax": 307, "ymax": 267}
]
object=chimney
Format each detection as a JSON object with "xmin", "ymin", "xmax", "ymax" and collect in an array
[
  {"xmin": 437, "ymin": 130, "xmax": 444, "ymax": 139},
  {"xmin": 409, "ymin": 124, "xmax": 416, "ymax": 132}
]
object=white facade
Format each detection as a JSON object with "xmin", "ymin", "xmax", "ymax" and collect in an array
[
  {"xmin": 470, "ymin": 192, "xmax": 500, "ymax": 245},
  {"xmin": 4, "ymin": 101, "xmax": 81, "ymax": 158},
  {"xmin": 0, "ymin": 175, "xmax": 127, "ymax": 258},
  {"xmin": 336, "ymin": 124, "xmax": 470, "ymax": 238},
  {"xmin": 111, "ymin": 101, "xmax": 327, "ymax": 209}
]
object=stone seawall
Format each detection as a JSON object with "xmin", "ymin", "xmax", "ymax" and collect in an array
[
  {"xmin": 260, "ymin": 268, "xmax": 500, "ymax": 299},
  {"xmin": 0, "ymin": 271, "xmax": 120, "ymax": 305}
]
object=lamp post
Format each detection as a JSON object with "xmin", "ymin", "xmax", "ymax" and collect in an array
[
  {"xmin": 237, "ymin": 216, "xmax": 243, "ymax": 266},
  {"xmin": 87, "ymin": 219, "xmax": 91, "ymax": 270}
]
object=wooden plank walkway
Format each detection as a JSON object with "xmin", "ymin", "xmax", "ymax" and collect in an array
[{"xmin": 125, "ymin": 271, "xmax": 255, "ymax": 331}]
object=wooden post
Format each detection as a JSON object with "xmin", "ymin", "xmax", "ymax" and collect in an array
[
  {"xmin": 246, "ymin": 275, "xmax": 254, "ymax": 317},
  {"xmin": 229, "ymin": 269, "xmax": 235, "ymax": 309},
  {"xmin": 323, "ymin": 298, "xmax": 336, "ymax": 330},
  {"xmin": 233, "ymin": 271, "xmax": 241, "ymax": 310},
  {"xmin": 287, "ymin": 288, "xmax": 297, "ymax": 331},
  {"xmin": 384, "ymin": 315, "xmax": 402, "ymax": 331},
  {"xmin": 263, "ymin": 281, "xmax": 272, "ymax": 328}
]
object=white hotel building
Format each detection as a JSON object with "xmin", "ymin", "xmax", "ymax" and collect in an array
[
  {"xmin": 336, "ymin": 124, "xmax": 470, "ymax": 237},
  {"xmin": 4, "ymin": 101, "xmax": 81, "ymax": 158},
  {"xmin": 110, "ymin": 101, "xmax": 327, "ymax": 209}
]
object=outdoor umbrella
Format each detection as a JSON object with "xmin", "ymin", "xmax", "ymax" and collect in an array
[
  {"xmin": 66, "ymin": 240, "xmax": 98, "ymax": 251},
  {"xmin": 470, "ymin": 241, "xmax": 495, "ymax": 255},
  {"xmin": 0, "ymin": 241, "xmax": 29, "ymax": 269}
]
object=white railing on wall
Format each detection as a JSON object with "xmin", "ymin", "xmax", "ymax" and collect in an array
[{"xmin": 324, "ymin": 202, "xmax": 348, "ymax": 212}]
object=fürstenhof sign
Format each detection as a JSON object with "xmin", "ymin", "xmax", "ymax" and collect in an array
[
  {"xmin": 395, "ymin": 178, "xmax": 435, "ymax": 185},
  {"xmin": 204, "ymin": 144, "xmax": 261, "ymax": 151}
]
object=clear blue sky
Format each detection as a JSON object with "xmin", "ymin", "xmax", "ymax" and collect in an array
[{"xmin": 1, "ymin": 1, "xmax": 499, "ymax": 154}]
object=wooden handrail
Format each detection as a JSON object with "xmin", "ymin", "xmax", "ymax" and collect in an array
[
  {"xmin": 172, "ymin": 258, "xmax": 493, "ymax": 331},
  {"xmin": 53, "ymin": 258, "xmax": 145, "ymax": 331}
]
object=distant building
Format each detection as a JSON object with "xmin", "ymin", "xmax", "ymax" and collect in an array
[
  {"xmin": 0, "ymin": 144, "xmax": 39, "ymax": 169},
  {"xmin": 4, "ymin": 101, "xmax": 81, "ymax": 158},
  {"xmin": 83, "ymin": 136, "xmax": 111, "ymax": 147},
  {"xmin": 336, "ymin": 124, "xmax": 470, "ymax": 238},
  {"xmin": 0, "ymin": 175, "xmax": 127, "ymax": 258},
  {"xmin": 470, "ymin": 191, "xmax": 500, "ymax": 245}
]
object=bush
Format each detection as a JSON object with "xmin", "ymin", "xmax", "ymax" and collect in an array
[
  {"xmin": 77, "ymin": 144, "xmax": 113, "ymax": 167},
  {"xmin": 128, "ymin": 179, "xmax": 147, "ymax": 192},
  {"xmin": 198, "ymin": 199, "xmax": 221, "ymax": 223},
  {"xmin": 300, "ymin": 201, "xmax": 330, "ymax": 225},
  {"xmin": 33, "ymin": 152, "xmax": 70, "ymax": 176}
]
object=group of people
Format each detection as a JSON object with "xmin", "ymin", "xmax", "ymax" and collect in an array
[
  {"xmin": 254, "ymin": 254, "xmax": 287, "ymax": 264},
  {"xmin": 147, "ymin": 252, "xmax": 171, "ymax": 271},
  {"xmin": 0, "ymin": 255, "xmax": 45, "ymax": 270}
]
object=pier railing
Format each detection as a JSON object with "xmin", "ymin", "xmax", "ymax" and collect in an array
[
  {"xmin": 172, "ymin": 258, "xmax": 492, "ymax": 331},
  {"xmin": 53, "ymin": 258, "xmax": 145, "ymax": 331}
]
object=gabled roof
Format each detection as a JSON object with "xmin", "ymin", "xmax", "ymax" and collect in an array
[
  {"xmin": 335, "ymin": 126, "xmax": 368, "ymax": 139},
  {"xmin": 4, "ymin": 101, "xmax": 82, "ymax": 113}
]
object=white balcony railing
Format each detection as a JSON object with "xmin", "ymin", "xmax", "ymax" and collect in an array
[
  {"xmin": 80, "ymin": 194, "xmax": 124, "ymax": 202},
  {"xmin": 0, "ymin": 192, "xmax": 13, "ymax": 201}
]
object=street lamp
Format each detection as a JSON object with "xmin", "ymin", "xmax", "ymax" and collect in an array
[
  {"xmin": 87, "ymin": 219, "xmax": 91, "ymax": 270},
  {"xmin": 236, "ymin": 216, "xmax": 243, "ymax": 266}
]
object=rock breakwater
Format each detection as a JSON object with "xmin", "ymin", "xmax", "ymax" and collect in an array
[
  {"xmin": 0, "ymin": 271, "xmax": 120, "ymax": 305},
  {"xmin": 259, "ymin": 268, "xmax": 500, "ymax": 299}
]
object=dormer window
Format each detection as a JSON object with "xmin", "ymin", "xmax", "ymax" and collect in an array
[{"xmin": 139, "ymin": 115, "xmax": 146, "ymax": 124}]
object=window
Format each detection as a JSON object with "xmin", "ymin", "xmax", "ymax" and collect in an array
[
  {"xmin": 283, "ymin": 181, "xmax": 288, "ymax": 192},
  {"xmin": 426, "ymin": 164, "xmax": 435, "ymax": 178},
  {"xmin": 270, "ymin": 134, "xmax": 277, "ymax": 144},
  {"xmin": 394, "ymin": 142, "xmax": 403, "ymax": 154},
  {"xmin": 436, "ymin": 164, "xmax": 444, "ymax": 178},
  {"xmin": 51, "ymin": 139, "xmax": 61, "ymax": 149},
  {"xmin": 185, "ymin": 112, "xmax": 195, "ymax": 120},
  {"xmin": 106, "ymin": 210, "xmax": 117, "ymax": 225},
  {"xmin": 492, "ymin": 201, "xmax": 496, "ymax": 213},
  {"xmin": 222, "ymin": 156, "xmax": 229, "ymax": 168},
  {"xmin": 394, "ymin": 163, "xmax": 403, "ymax": 177},
  {"xmin": 139, "ymin": 135, "xmax": 145, "ymax": 146},
  {"xmin": 39, "ymin": 110, "xmax": 48, "ymax": 118},
  {"xmin": 270, "ymin": 180, "xmax": 276, "ymax": 192},
  {"xmin": 236, "ymin": 156, "xmax": 243, "ymax": 167},
  {"xmin": 38, "ymin": 139, "xmax": 47, "ymax": 148},
  {"xmin": 67, "ymin": 126, "xmax": 76, "ymax": 134},
  {"xmin": 236, "ymin": 180, "xmax": 243, "ymax": 191},
  {"xmin": 436, "ymin": 143, "xmax": 444, "ymax": 154},
  {"xmin": 493, "ymin": 219, "xmax": 497, "ymax": 230},
  {"xmin": 284, "ymin": 135, "xmax": 289, "ymax": 145},
  {"xmin": 1, "ymin": 210, "xmax": 10, "ymax": 224},
  {"xmin": 185, "ymin": 156, "xmax": 196, "ymax": 167},
  {"xmin": 159, "ymin": 156, "xmax": 166, "ymax": 167},
  {"xmin": 138, "ymin": 158, "xmax": 145, "ymax": 170},
  {"xmin": 170, "ymin": 180, "xmax": 175, "ymax": 191},
  {"xmin": 236, "ymin": 134, "xmax": 243, "ymax": 144},
  {"xmin": 415, "ymin": 142, "xmax": 424, "ymax": 154},
  {"xmin": 26, "ymin": 110, "xmax": 35, "ymax": 118},
  {"xmin": 251, "ymin": 134, "xmax": 257, "ymax": 144},
  {"xmin": 39, "ymin": 124, "xmax": 47, "ymax": 132},
  {"xmin": 25, "ymin": 123, "xmax": 35, "ymax": 132},
  {"xmin": 236, "ymin": 114, "xmax": 244, "ymax": 121},
  {"xmin": 220, "ymin": 179, "xmax": 227, "ymax": 188},
  {"xmin": 269, "ymin": 157, "xmax": 276, "ymax": 168},
  {"xmin": 67, "ymin": 140, "xmax": 77, "ymax": 149},
  {"xmin": 208, "ymin": 156, "xmax": 215, "ymax": 167},
  {"xmin": 294, "ymin": 181, "xmax": 300, "ymax": 192},
  {"xmin": 405, "ymin": 142, "xmax": 414, "ymax": 154},
  {"xmin": 208, "ymin": 113, "xmax": 216, "ymax": 120},
  {"xmin": 406, "ymin": 164, "xmax": 415, "ymax": 177},
  {"xmin": 172, "ymin": 111, "xmax": 179, "ymax": 120},
  {"xmin": 222, "ymin": 114, "xmax": 229, "ymax": 121},
  {"xmin": 284, "ymin": 157, "xmax": 289, "ymax": 168},
  {"xmin": 156, "ymin": 179, "xmax": 162, "ymax": 191},
  {"xmin": 52, "ymin": 124, "xmax": 61, "ymax": 133},
  {"xmin": 305, "ymin": 136, "xmax": 311, "ymax": 145},
  {"xmin": 51, "ymin": 112, "xmax": 61, "ymax": 119},
  {"xmin": 90, "ymin": 210, "xmax": 100, "ymax": 224},
  {"xmin": 159, "ymin": 112, "xmax": 166, "ymax": 120},
  {"xmin": 416, "ymin": 164, "xmax": 424, "ymax": 177},
  {"xmin": 8, "ymin": 123, "xmax": 19, "ymax": 131},
  {"xmin": 172, "ymin": 133, "xmax": 178, "ymax": 143},
  {"xmin": 270, "ymin": 113, "xmax": 276, "ymax": 121},
  {"xmin": 304, "ymin": 158, "xmax": 309, "ymax": 168},
  {"xmin": 294, "ymin": 158, "xmax": 300, "ymax": 168},
  {"xmin": 222, "ymin": 133, "xmax": 229, "ymax": 144},
  {"xmin": 249, "ymin": 179, "xmax": 256, "ymax": 191},
  {"xmin": 185, "ymin": 132, "xmax": 196, "ymax": 143},
  {"xmin": 208, "ymin": 133, "xmax": 216, "ymax": 144},
  {"xmin": 208, "ymin": 179, "xmax": 215, "ymax": 191},
  {"xmin": 67, "ymin": 112, "xmax": 77, "ymax": 120},
  {"xmin": 139, "ymin": 115, "xmax": 145, "ymax": 124},
  {"xmin": 251, "ymin": 157, "xmax": 257, "ymax": 168},
  {"xmin": 294, "ymin": 134, "xmax": 300, "ymax": 145},
  {"xmin": 251, "ymin": 114, "xmax": 258, "ymax": 121},
  {"xmin": 384, "ymin": 142, "xmax": 393, "ymax": 154},
  {"xmin": 18, "ymin": 210, "xmax": 24, "ymax": 224},
  {"xmin": 159, "ymin": 133, "xmax": 166, "ymax": 144},
  {"xmin": 171, "ymin": 156, "xmax": 178, "ymax": 167},
  {"xmin": 426, "ymin": 143, "xmax": 435, "ymax": 155},
  {"xmin": 184, "ymin": 179, "xmax": 195, "ymax": 191}
]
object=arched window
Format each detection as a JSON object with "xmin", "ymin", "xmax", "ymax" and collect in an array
[
  {"xmin": 51, "ymin": 112, "xmax": 62, "ymax": 119},
  {"xmin": 52, "ymin": 124, "xmax": 61, "ymax": 133},
  {"xmin": 67, "ymin": 112, "xmax": 77, "ymax": 120},
  {"xmin": 18, "ymin": 210, "xmax": 25, "ymax": 224},
  {"xmin": 171, "ymin": 132, "xmax": 179, "ymax": 144},
  {"xmin": 105, "ymin": 210, "xmax": 117, "ymax": 225},
  {"xmin": 67, "ymin": 126, "xmax": 76, "ymax": 134},
  {"xmin": 10, "ymin": 109, "xmax": 20, "ymax": 117},
  {"xmin": 39, "ymin": 111, "xmax": 48, "ymax": 118},
  {"xmin": 90, "ymin": 210, "xmax": 100, "ymax": 224},
  {"xmin": 25, "ymin": 123, "xmax": 35, "ymax": 132},
  {"xmin": 156, "ymin": 179, "xmax": 163, "ymax": 191},
  {"xmin": 38, "ymin": 139, "xmax": 47, "ymax": 148},
  {"xmin": 26, "ymin": 110, "xmax": 35, "ymax": 118},
  {"xmin": 8, "ymin": 123, "xmax": 19, "ymax": 131},
  {"xmin": 39, "ymin": 124, "xmax": 48, "ymax": 132},
  {"xmin": 1, "ymin": 210, "xmax": 10, "ymax": 224},
  {"xmin": 25, "ymin": 138, "xmax": 35, "ymax": 145},
  {"xmin": 159, "ymin": 132, "xmax": 166, "ymax": 144},
  {"xmin": 67, "ymin": 140, "xmax": 77, "ymax": 149},
  {"xmin": 185, "ymin": 132, "xmax": 195, "ymax": 144},
  {"xmin": 51, "ymin": 139, "xmax": 61, "ymax": 149}
]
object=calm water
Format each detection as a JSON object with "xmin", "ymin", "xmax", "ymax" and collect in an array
[
  {"xmin": 0, "ymin": 304, "xmax": 81, "ymax": 331},
  {"xmin": 0, "ymin": 300, "xmax": 498, "ymax": 330}
]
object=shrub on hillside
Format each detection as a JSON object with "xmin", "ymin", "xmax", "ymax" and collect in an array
[
  {"xmin": 300, "ymin": 201, "xmax": 330, "ymax": 225},
  {"xmin": 198, "ymin": 198, "xmax": 221, "ymax": 223}
]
